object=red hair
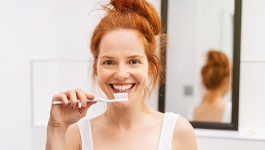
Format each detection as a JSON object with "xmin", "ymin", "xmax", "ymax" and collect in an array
[{"xmin": 201, "ymin": 50, "xmax": 231, "ymax": 90}]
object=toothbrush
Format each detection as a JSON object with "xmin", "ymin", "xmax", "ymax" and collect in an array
[{"xmin": 52, "ymin": 92, "xmax": 128, "ymax": 105}]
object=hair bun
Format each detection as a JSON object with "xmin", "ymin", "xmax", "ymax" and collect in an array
[
  {"xmin": 201, "ymin": 50, "xmax": 230, "ymax": 90},
  {"xmin": 110, "ymin": 0, "xmax": 145, "ymax": 12},
  {"xmin": 207, "ymin": 50, "xmax": 228, "ymax": 67},
  {"xmin": 109, "ymin": 0, "xmax": 160, "ymax": 35}
]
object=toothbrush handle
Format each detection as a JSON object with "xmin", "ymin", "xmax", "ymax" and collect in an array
[
  {"xmin": 92, "ymin": 97, "xmax": 124, "ymax": 102},
  {"xmin": 91, "ymin": 97, "xmax": 108, "ymax": 102},
  {"xmin": 52, "ymin": 98, "xmax": 109, "ymax": 105},
  {"xmin": 52, "ymin": 99, "xmax": 100, "ymax": 105},
  {"xmin": 52, "ymin": 97, "xmax": 126, "ymax": 105}
]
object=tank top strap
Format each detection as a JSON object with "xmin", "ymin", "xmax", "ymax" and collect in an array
[
  {"xmin": 77, "ymin": 119, "xmax": 94, "ymax": 150},
  {"xmin": 158, "ymin": 112, "xmax": 180, "ymax": 150}
]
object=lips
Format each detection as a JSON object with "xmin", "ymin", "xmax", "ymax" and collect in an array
[{"xmin": 110, "ymin": 84, "xmax": 134, "ymax": 92}]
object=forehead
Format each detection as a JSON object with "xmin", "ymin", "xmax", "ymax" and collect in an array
[{"xmin": 98, "ymin": 29, "xmax": 146, "ymax": 56}]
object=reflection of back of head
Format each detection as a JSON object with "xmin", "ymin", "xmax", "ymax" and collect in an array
[
  {"xmin": 191, "ymin": 50, "xmax": 231, "ymax": 122},
  {"xmin": 201, "ymin": 50, "xmax": 230, "ymax": 93}
]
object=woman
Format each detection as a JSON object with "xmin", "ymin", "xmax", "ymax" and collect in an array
[
  {"xmin": 46, "ymin": 0, "xmax": 197, "ymax": 149},
  {"xmin": 189, "ymin": 50, "xmax": 232, "ymax": 123}
]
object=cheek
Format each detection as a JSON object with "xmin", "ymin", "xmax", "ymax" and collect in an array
[
  {"xmin": 96, "ymin": 69, "xmax": 112, "ymax": 94},
  {"xmin": 135, "ymin": 69, "xmax": 149, "ymax": 85},
  {"xmin": 97, "ymin": 68, "xmax": 110, "ymax": 83}
]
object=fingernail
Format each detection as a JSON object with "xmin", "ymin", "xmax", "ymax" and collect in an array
[
  {"xmin": 82, "ymin": 102, "xmax": 87, "ymax": 107},
  {"xmin": 78, "ymin": 102, "xmax": 82, "ymax": 108}
]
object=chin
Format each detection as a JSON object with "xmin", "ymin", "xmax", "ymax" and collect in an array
[{"xmin": 113, "ymin": 101, "xmax": 130, "ymax": 108}]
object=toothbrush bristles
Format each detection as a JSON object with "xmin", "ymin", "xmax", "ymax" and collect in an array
[{"xmin": 113, "ymin": 92, "xmax": 128, "ymax": 101}]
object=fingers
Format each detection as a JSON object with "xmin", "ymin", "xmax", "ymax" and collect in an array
[
  {"xmin": 79, "ymin": 105, "xmax": 91, "ymax": 117},
  {"xmin": 52, "ymin": 94, "xmax": 69, "ymax": 107},
  {"xmin": 76, "ymin": 90, "xmax": 96, "ymax": 117},
  {"xmin": 75, "ymin": 89, "xmax": 97, "ymax": 108},
  {"xmin": 52, "ymin": 88, "xmax": 96, "ymax": 109},
  {"xmin": 75, "ymin": 89, "xmax": 90, "ymax": 108},
  {"xmin": 49, "ymin": 88, "xmax": 96, "ymax": 128},
  {"xmin": 78, "ymin": 92, "xmax": 96, "ymax": 117},
  {"xmin": 67, "ymin": 90, "xmax": 79, "ymax": 109}
]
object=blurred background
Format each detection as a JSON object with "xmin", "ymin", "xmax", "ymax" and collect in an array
[{"xmin": 0, "ymin": 0, "xmax": 265, "ymax": 149}]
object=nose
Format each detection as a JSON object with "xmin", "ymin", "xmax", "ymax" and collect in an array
[{"xmin": 114, "ymin": 64, "xmax": 129, "ymax": 80}]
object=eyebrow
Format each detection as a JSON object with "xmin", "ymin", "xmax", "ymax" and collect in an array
[
  {"xmin": 99, "ymin": 54, "xmax": 145, "ymax": 59},
  {"xmin": 127, "ymin": 54, "xmax": 145, "ymax": 59},
  {"xmin": 99, "ymin": 55, "xmax": 114, "ymax": 59}
]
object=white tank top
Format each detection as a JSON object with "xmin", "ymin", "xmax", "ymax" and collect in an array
[{"xmin": 77, "ymin": 112, "xmax": 179, "ymax": 150}]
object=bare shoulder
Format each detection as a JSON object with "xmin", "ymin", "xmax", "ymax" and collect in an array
[
  {"xmin": 65, "ymin": 123, "xmax": 81, "ymax": 150},
  {"xmin": 172, "ymin": 116, "xmax": 197, "ymax": 150}
]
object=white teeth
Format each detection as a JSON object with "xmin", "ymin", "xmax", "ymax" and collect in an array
[{"xmin": 113, "ymin": 84, "xmax": 133, "ymax": 92}]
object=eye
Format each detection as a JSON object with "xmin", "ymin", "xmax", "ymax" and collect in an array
[
  {"xmin": 103, "ymin": 60, "xmax": 115, "ymax": 65},
  {"xmin": 129, "ymin": 59, "xmax": 140, "ymax": 64}
]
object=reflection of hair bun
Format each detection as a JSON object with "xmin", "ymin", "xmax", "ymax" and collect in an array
[{"xmin": 201, "ymin": 50, "xmax": 230, "ymax": 90}]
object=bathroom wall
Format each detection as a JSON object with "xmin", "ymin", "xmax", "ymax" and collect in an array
[
  {"xmin": 0, "ymin": 0, "xmax": 265, "ymax": 149},
  {"xmin": 0, "ymin": 0, "xmax": 160, "ymax": 149}
]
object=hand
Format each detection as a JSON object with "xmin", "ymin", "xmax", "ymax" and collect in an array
[{"xmin": 48, "ymin": 88, "xmax": 96, "ymax": 128}]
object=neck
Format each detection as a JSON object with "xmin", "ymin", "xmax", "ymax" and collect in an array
[
  {"xmin": 202, "ymin": 89, "xmax": 224, "ymax": 105},
  {"xmin": 104, "ymin": 102, "xmax": 152, "ymax": 129}
]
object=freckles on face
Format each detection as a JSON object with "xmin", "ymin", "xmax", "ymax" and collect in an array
[{"xmin": 96, "ymin": 29, "xmax": 150, "ymax": 98}]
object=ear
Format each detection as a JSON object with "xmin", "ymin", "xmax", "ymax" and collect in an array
[{"xmin": 93, "ymin": 61, "xmax": 98, "ymax": 76}]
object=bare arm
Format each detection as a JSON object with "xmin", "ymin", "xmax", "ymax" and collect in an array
[
  {"xmin": 172, "ymin": 116, "xmax": 197, "ymax": 150},
  {"xmin": 46, "ymin": 123, "xmax": 69, "ymax": 150},
  {"xmin": 45, "ymin": 89, "xmax": 95, "ymax": 150},
  {"xmin": 65, "ymin": 124, "xmax": 81, "ymax": 150}
]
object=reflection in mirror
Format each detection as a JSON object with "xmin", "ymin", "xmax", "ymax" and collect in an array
[
  {"xmin": 159, "ymin": 0, "xmax": 241, "ymax": 130},
  {"xmin": 187, "ymin": 50, "xmax": 232, "ymax": 123}
]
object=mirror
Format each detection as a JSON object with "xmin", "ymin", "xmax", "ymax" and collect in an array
[{"xmin": 159, "ymin": 0, "xmax": 241, "ymax": 130}]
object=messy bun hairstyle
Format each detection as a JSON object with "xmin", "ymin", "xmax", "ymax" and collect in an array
[
  {"xmin": 90, "ymin": 0, "xmax": 165, "ymax": 95},
  {"xmin": 201, "ymin": 50, "xmax": 231, "ymax": 90}
]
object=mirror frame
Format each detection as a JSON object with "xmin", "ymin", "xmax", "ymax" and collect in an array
[{"xmin": 159, "ymin": 0, "xmax": 242, "ymax": 130}]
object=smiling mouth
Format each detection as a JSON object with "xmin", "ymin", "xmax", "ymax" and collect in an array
[{"xmin": 110, "ymin": 84, "xmax": 134, "ymax": 92}]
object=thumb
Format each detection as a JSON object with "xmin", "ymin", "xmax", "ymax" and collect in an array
[{"xmin": 79, "ymin": 102, "xmax": 96, "ymax": 118}]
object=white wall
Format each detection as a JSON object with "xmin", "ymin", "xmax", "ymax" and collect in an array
[
  {"xmin": 0, "ymin": 0, "xmax": 160, "ymax": 149},
  {"xmin": 0, "ymin": 0, "xmax": 100, "ymax": 149},
  {"xmin": 1, "ymin": 0, "xmax": 265, "ymax": 150}
]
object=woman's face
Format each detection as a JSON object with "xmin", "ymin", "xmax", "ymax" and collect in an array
[{"xmin": 96, "ymin": 29, "xmax": 149, "ymax": 104}]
